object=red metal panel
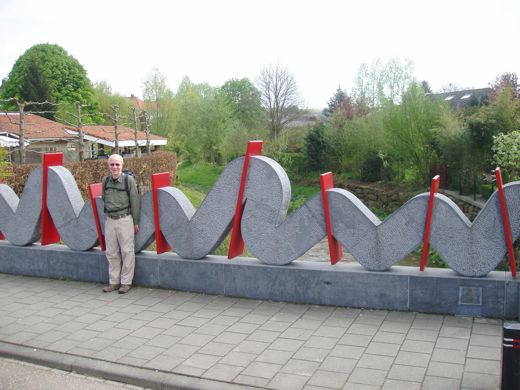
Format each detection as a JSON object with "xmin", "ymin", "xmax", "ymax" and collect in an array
[
  {"xmin": 88, "ymin": 183, "xmax": 105, "ymax": 251},
  {"xmin": 420, "ymin": 175, "xmax": 441, "ymax": 271},
  {"xmin": 0, "ymin": 176, "xmax": 3, "ymax": 239},
  {"xmin": 320, "ymin": 172, "xmax": 343, "ymax": 265},
  {"xmin": 41, "ymin": 153, "xmax": 63, "ymax": 245},
  {"xmin": 152, "ymin": 172, "xmax": 172, "ymax": 254},
  {"xmin": 495, "ymin": 167, "xmax": 517, "ymax": 278},
  {"xmin": 228, "ymin": 140, "xmax": 263, "ymax": 259}
]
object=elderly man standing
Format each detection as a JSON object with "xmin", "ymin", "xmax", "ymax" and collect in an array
[{"xmin": 102, "ymin": 154, "xmax": 140, "ymax": 294}]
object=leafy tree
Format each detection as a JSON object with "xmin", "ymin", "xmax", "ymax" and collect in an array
[
  {"xmin": 93, "ymin": 81, "xmax": 133, "ymax": 125},
  {"xmin": 491, "ymin": 83, "xmax": 520, "ymax": 134},
  {"xmin": 493, "ymin": 131, "xmax": 520, "ymax": 180},
  {"xmin": 465, "ymin": 80, "xmax": 520, "ymax": 174},
  {"xmin": 257, "ymin": 63, "xmax": 302, "ymax": 138},
  {"xmin": 220, "ymin": 78, "xmax": 264, "ymax": 131},
  {"xmin": 431, "ymin": 106, "xmax": 466, "ymax": 188},
  {"xmin": 383, "ymin": 58, "xmax": 415, "ymax": 103},
  {"xmin": 351, "ymin": 58, "xmax": 414, "ymax": 108},
  {"xmin": 490, "ymin": 72, "xmax": 519, "ymax": 99},
  {"xmin": 172, "ymin": 77, "xmax": 234, "ymax": 163},
  {"xmin": 323, "ymin": 108, "xmax": 386, "ymax": 177},
  {"xmin": 142, "ymin": 67, "xmax": 175, "ymax": 136},
  {"xmin": 0, "ymin": 43, "xmax": 98, "ymax": 119},
  {"xmin": 383, "ymin": 83, "xmax": 444, "ymax": 185},
  {"xmin": 351, "ymin": 59, "xmax": 384, "ymax": 109}
]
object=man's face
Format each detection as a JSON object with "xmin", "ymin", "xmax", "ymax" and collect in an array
[{"xmin": 108, "ymin": 157, "xmax": 123, "ymax": 178}]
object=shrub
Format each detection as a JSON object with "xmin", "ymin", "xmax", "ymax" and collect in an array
[
  {"xmin": 5, "ymin": 151, "xmax": 177, "ymax": 199},
  {"xmin": 303, "ymin": 123, "xmax": 327, "ymax": 171},
  {"xmin": 492, "ymin": 131, "xmax": 520, "ymax": 181},
  {"xmin": 480, "ymin": 183, "xmax": 494, "ymax": 200},
  {"xmin": 361, "ymin": 153, "xmax": 383, "ymax": 182}
]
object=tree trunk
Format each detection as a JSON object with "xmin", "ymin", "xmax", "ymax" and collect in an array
[
  {"xmin": 132, "ymin": 108, "xmax": 139, "ymax": 157},
  {"xmin": 16, "ymin": 99, "xmax": 26, "ymax": 164},
  {"xmin": 112, "ymin": 105, "xmax": 120, "ymax": 155},
  {"xmin": 76, "ymin": 102, "xmax": 84, "ymax": 161},
  {"xmin": 142, "ymin": 110, "xmax": 151, "ymax": 156}
]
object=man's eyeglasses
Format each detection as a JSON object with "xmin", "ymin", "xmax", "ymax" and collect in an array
[{"xmin": 109, "ymin": 163, "xmax": 121, "ymax": 167}]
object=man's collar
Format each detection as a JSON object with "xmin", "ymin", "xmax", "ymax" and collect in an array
[{"xmin": 111, "ymin": 175, "xmax": 123, "ymax": 182}]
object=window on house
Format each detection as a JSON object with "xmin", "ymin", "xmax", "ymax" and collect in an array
[
  {"xmin": 461, "ymin": 94, "xmax": 471, "ymax": 99},
  {"xmin": 445, "ymin": 96, "xmax": 454, "ymax": 101}
]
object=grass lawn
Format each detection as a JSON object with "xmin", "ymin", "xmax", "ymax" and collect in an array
[
  {"xmin": 176, "ymin": 162, "xmax": 224, "ymax": 195},
  {"xmin": 177, "ymin": 161, "xmax": 321, "ymax": 212}
]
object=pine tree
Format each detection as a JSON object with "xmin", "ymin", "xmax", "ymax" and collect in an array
[
  {"xmin": 323, "ymin": 87, "xmax": 346, "ymax": 117},
  {"xmin": 21, "ymin": 58, "xmax": 54, "ymax": 119},
  {"xmin": 303, "ymin": 122, "xmax": 327, "ymax": 171}
]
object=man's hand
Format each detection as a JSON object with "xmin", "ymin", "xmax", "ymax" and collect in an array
[{"xmin": 134, "ymin": 224, "xmax": 140, "ymax": 233}]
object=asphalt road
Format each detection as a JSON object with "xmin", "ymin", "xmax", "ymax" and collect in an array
[{"xmin": 0, "ymin": 357, "xmax": 147, "ymax": 390}]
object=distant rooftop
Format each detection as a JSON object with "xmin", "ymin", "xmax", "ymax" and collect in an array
[
  {"xmin": 285, "ymin": 109, "xmax": 326, "ymax": 128},
  {"xmin": 430, "ymin": 87, "xmax": 491, "ymax": 110},
  {"xmin": 129, "ymin": 94, "xmax": 146, "ymax": 111}
]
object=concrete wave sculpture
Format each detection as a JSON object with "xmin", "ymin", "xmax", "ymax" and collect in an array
[
  {"xmin": 0, "ymin": 167, "xmax": 42, "ymax": 246},
  {"xmin": 0, "ymin": 156, "xmax": 518, "ymax": 277}
]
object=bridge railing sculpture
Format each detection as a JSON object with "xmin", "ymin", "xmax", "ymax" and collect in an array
[{"xmin": 0, "ymin": 144, "xmax": 518, "ymax": 278}]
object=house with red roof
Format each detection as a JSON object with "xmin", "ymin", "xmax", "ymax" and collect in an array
[
  {"xmin": 67, "ymin": 125, "xmax": 167, "ymax": 158},
  {"xmin": 0, "ymin": 113, "xmax": 78, "ymax": 163},
  {"xmin": 129, "ymin": 94, "xmax": 147, "ymax": 111},
  {"xmin": 0, "ymin": 113, "xmax": 167, "ymax": 163}
]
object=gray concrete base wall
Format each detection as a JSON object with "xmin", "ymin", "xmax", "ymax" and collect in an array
[{"xmin": 0, "ymin": 242, "xmax": 518, "ymax": 319}]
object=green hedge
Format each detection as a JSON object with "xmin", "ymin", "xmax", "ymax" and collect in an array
[{"xmin": 5, "ymin": 151, "xmax": 177, "ymax": 199}]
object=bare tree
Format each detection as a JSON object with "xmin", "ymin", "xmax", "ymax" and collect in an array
[
  {"xmin": 142, "ymin": 66, "xmax": 173, "ymax": 135},
  {"xmin": 75, "ymin": 102, "xmax": 85, "ymax": 161},
  {"xmin": 257, "ymin": 64, "xmax": 302, "ymax": 138},
  {"xmin": 111, "ymin": 104, "xmax": 120, "ymax": 155},
  {"xmin": 14, "ymin": 99, "xmax": 26, "ymax": 164},
  {"xmin": 131, "ymin": 107, "xmax": 139, "ymax": 157},
  {"xmin": 351, "ymin": 58, "xmax": 414, "ymax": 108},
  {"xmin": 141, "ymin": 110, "xmax": 151, "ymax": 156}
]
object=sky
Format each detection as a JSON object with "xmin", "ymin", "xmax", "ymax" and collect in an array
[{"xmin": 0, "ymin": 0, "xmax": 519, "ymax": 109}]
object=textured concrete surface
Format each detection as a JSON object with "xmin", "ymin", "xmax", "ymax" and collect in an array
[
  {"xmin": 0, "ymin": 167, "xmax": 42, "ymax": 246},
  {"xmin": 47, "ymin": 166, "xmax": 99, "ymax": 251},
  {"xmin": 158, "ymin": 157, "xmax": 244, "ymax": 259},
  {"xmin": 328, "ymin": 185, "xmax": 520, "ymax": 276},
  {"xmin": 0, "ymin": 273, "xmax": 504, "ymax": 390},
  {"xmin": 0, "ymin": 158, "xmax": 519, "ymax": 276},
  {"xmin": 430, "ymin": 184, "xmax": 520, "ymax": 276}
]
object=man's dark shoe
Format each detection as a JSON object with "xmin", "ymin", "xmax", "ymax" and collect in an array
[
  {"xmin": 103, "ymin": 284, "xmax": 120, "ymax": 293},
  {"xmin": 118, "ymin": 284, "xmax": 131, "ymax": 294}
]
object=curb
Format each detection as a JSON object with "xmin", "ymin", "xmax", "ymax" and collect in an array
[{"xmin": 0, "ymin": 341, "xmax": 262, "ymax": 390}]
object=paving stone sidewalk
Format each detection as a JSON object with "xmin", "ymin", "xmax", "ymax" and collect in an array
[{"xmin": 0, "ymin": 273, "xmax": 503, "ymax": 389}]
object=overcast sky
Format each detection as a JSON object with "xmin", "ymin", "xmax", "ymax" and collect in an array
[{"xmin": 0, "ymin": 0, "xmax": 518, "ymax": 108}]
